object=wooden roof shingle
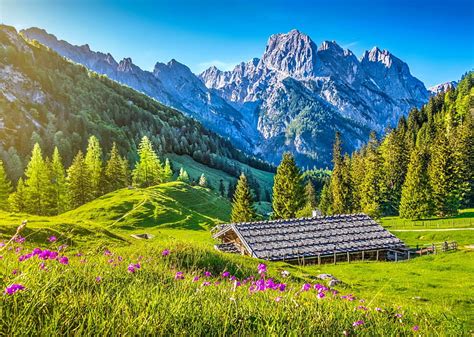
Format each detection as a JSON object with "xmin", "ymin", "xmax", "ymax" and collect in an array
[{"xmin": 213, "ymin": 214, "xmax": 405, "ymax": 260}]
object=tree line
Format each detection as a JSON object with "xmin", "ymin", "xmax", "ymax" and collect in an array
[
  {"xmin": 319, "ymin": 72, "xmax": 473, "ymax": 219},
  {"xmin": 230, "ymin": 72, "xmax": 472, "ymax": 222},
  {"xmin": 0, "ymin": 135, "xmax": 207, "ymax": 215}
]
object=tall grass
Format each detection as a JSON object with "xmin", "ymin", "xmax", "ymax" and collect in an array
[{"xmin": 0, "ymin": 239, "xmax": 467, "ymax": 336}]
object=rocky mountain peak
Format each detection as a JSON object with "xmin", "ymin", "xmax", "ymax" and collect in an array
[
  {"xmin": 117, "ymin": 57, "xmax": 134, "ymax": 72},
  {"xmin": 261, "ymin": 29, "xmax": 318, "ymax": 78}
]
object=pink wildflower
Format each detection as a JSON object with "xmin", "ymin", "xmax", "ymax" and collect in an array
[
  {"xmin": 275, "ymin": 296, "xmax": 282, "ymax": 302},
  {"xmin": 193, "ymin": 276, "xmax": 200, "ymax": 282},
  {"xmin": 161, "ymin": 249, "xmax": 170, "ymax": 256},
  {"xmin": 257, "ymin": 263, "xmax": 267, "ymax": 275},
  {"xmin": 58, "ymin": 256, "xmax": 69, "ymax": 265},
  {"xmin": 222, "ymin": 271, "xmax": 230, "ymax": 278},
  {"xmin": 175, "ymin": 271, "xmax": 185, "ymax": 280},
  {"xmin": 48, "ymin": 236, "xmax": 57, "ymax": 243},
  {"xmin": 301, "ymin": 283, "xmax": 311, "ymax": 291},
  {"xmin": 204, "ymin": 271, "xmax": 212, "ymax": 277},
  {"xmin": 4, "ymin": 284, "xmax": 25, "ymax": 295},
  {"xmin": 317, "ymin": 292, "xmax": 326, "ymax": 299},
  {"xmin": 352, "ymin": 320, "xmax": 364, "ymax": 327},
  {"xmin": 412, "ymin": 325, "xmax": 419, "ymax": 331}
]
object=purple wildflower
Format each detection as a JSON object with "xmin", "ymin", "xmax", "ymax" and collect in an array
[
  {"xmin": 202, "ymin": 281, "xmax": 211, "ymax": 286},
  {"xmin": 12, "ymin": 269, "xmax": 19, "ymax": 275},
  {"xmin": 58, "ymin": 256, "xmax": 69, "ymax": 265},
  {"xmin": 161, "ymin": 249, "xmax": 170, "ymax": 256},
  {"xmin": 127, "ymin": 264, "xmax": 137, "ymax": 273},
  {"xmin": 39, "ymin": 262, "xmax": 46, "ymax": 270},
  {"xmin": 14, "ymin": 236, "xmax": 25, "ymax": 244},
  {"xmin": 317, "ymin": 292, "xmax": 326, "ymax": 299},
  {"xmin": 301, "ymin": 283, "xmax": 311, "ymax": 291},
  {"xmin": 412, "ymin": 325, "xmax": 419, "ymax": 331},
  {"xmin": 175, "ymin": 271, "xmax": 185, "ymax": 280},
  {"xmin": 96, "ymin": 276, "xmax": 102, "ymax": 283},
  {"xmin": 352, "ymin": 320, "xmax": 364, "ymax": 327},
  {"xmin": 48, "ymin": 236, "xmax": 57, "ymax": 243},
  {"xmin": 357, "ymin": 305, "xmax": 368, "ymax": 311},
  {"xmin": 204, "ymin": 271, "xmax": 212, "ymax": 277},
  {"xmin": 193, "ymin": 276, "xmax": 200, "ymax": 282},
  {"xmin": 395, "ymin": 313, "xmax": 403, "ymax": 318},
  {"xmin": 375, "ymin": 307, "xmax": 382, "ymax": 312},
  {"xmin": 0, "ymin": 241, "xmax": 4, "ymax": 247},
  {"xmin": 104, "ymin": 249, "xmax": 112, "ymax": 256},
  {"xmin": 257, "ymin": 263, "xmax": 267, "ymax": 275},
  {"xmin": 222, "ymin": 271, "xmax": 230, "ymax": 278},
  {"xmin": 4, "ymin": 284, "xmax": 25, "ymax": 295}
]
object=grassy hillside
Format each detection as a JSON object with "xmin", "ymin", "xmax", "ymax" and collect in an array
[
  {"xmin": 0, "ymin": 182, "xmax": 473, "ymax": 334},
  {"xmin": 0, "ymin": 181, "xmax": 230, "ymax": 247},
  {"xmin": 167, "ymin": 154, "xmax": 275, "ymax": 199}
]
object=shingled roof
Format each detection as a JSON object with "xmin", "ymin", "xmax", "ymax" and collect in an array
[{"xmin": 213, "ymin": 213, "xmax": 405, "ymax": 261}]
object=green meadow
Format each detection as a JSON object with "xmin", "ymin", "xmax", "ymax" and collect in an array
[{"xmin": 1, "ymin": 183, "xmax": 473, "ymax": 335}]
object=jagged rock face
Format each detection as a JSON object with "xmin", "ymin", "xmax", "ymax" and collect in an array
[
  {"xmin": 200, "ymin": 30, "xmax": 430, "ymax": 166},
  {"xmin": 428, "ymin": 81, "xmax": 458, "ymax": 95},
  {"xmin": 21, "ymin": 27, "xmax": 256, "ymax": 151},
  {"xmin": 22, "ymin": 27, "xmax": 430, "ymax": 167}
]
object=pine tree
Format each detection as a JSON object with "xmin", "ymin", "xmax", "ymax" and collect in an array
[
  {"xmin": 218, "ymin": 179, "xmax": 226, "ymax": 197},
  {"xmin": 85, "ymin": 136, "xmax": 103, "ymax": 198},
  {"xmin": 132, "ymin": 136, "xmax": 163, "ymax": 187},
  {"xmin": 105, "ymin": 143, "xmax": 128, "ymax": 192},
  {"xmin": 177, "ymin": 167, "xmax": 190, "ymax": 182},
  {"xmin": 8, "ymin": 178, "xmax": 26, "ymax": 213},
  {"xmin": 230, "ymin": 173, "xmax": 256, "ymax": 223},
  {"xmin": 318, "ymin": 180, "xmax": 333, "ymax": 215},
  {"xmin": 359, "ymin": 132, "xmax": 383, "ymax": 217},
  {"xmin": 67, "ymin": 151, "xmax": 93, "ymax": 208},
  {"xmin": 429, "ymin": 133, "xmax": 459, "ymax": 216},
  {"xmin": 24, "ymin": 143, "xmax": 49, "ymax": 215},
  {"xmin": 198, "ymin": 173, "xmax": 207, "ymax": 187},
  {"xmin": 330, "ymin": 132, "xmax": 352, "ymax": 214},
  {"xmin": 297, "ymin": 180, "xmax": 318, "ymax": 217},
  {"xmin": 227, "ymin": 181, "xmax": 237, "ymax": 200},
  {"xmin": 399, "ymin": 148, "xmax": 433, "ymax": 219},
  {"xmin": 50, "ymin": 148, "xmax": 68, "ymax": 214},
  {"xmin": 163, "ymin": 158, "xmax": 173, "ymax": 182},
  {"xmin": 272, "ymin": 152, "xmax": 304, "ymax": 219},
  {"xmin": 0, "ymin": 160, "xmax": 12, "ymax": 210},
  {"xmin": 379, "ymin": 129, "xmax": 409, "ymax": 215}
]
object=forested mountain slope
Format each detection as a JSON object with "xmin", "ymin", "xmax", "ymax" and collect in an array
[{"xmin": 0, "ymin": 25, "xmax": 273, "ymax": 184}]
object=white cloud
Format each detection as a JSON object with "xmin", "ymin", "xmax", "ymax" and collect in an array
[{"xmin": 342, "ymin": 41, "xmax": 359, "ymax": 50}]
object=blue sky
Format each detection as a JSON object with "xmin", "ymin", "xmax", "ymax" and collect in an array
[{"xmin": 1, "ymin": 0, "xmax": 473, "ymax": 87}]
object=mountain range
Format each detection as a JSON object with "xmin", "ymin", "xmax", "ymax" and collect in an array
[{"xmin": 22, "ymin": 28, "xmax": 433, "ymax": 167}]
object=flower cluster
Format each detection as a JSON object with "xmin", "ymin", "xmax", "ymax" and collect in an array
[
  {"xmin": 5, "ymin": 284, "xmax": 25, "ymax": 295},
  {"xmin": 127, "ymin": 263, "xmax": 141, "ymax": 273}
]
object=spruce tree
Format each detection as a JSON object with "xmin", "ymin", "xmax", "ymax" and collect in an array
[
  {"xmin": 51, "ymin": 147, "xmax": 68, "ymax": 214},
  {"xmin": 231, "ymin": 173, "xmax": 256, "ymax": 223},
  {"xmin": 85, "ymin": 136, "xmax": 103, "ymax": 198},
  {"xmin": 105, "ymin": 143, "xmax": 128, "ymax": 192},
  {"xmin": 360, "ymin": 132, "xmax": 383, "ymax": 217},
  {"xmin": 198, "ymin": 173, "xmax": 207, "ymax": 187},
  {"xmin": 163, "ymin": 158, "xmax": 173, "ymax": 182},
  {"xmin": 132, "ymin": 136, "xmax": 163, "ymax": 187},
  {"xmin": 177, "ymin": 167, "xmax": 190, "ymax": 182},
  {"xmin": 379, "ymin": 129, "xmax": 409, "ymax": 215},
  {"xmin": 67, "ymin": 151, "xmax": 93, "ymax": 208},
  {"xmin": 0, "ymin": 160, "xmax": 12, "ymax": 210},
  {"xmin": 272, "ymin": 152, "xmax": 304, "ymax": 219},
  {"xmin": 330, "ymin": 132, "xmax": 352, "ymax": 214},
  {"xmin": 218, "ymin": 179, "xmax": 226, "ymax": 197},
  {"xmin": 24, "ymin": 143, "xmax": 49, "ymax": 215},
  {"xmin": 318, "ymin": 180, "xmax": 333, "ymax": 215},
  {"xmin": 8, "ymin": 178, "xmax": 25, "ymax": 213},
  {"xmin": 297, "ymin": 180, "xmax": 318, "ymax": 217},
  {"xmin": 429, "ymin": 133, "xmax": 459, "ymax": 216},
  {"xmin": 399, "ymin": 148, "xmax": 433, "ymax": 219}
]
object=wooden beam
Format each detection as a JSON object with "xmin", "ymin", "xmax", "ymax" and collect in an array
[
  {"xmin": 362, "ymin": 251, "xmax": 365, "ymax": 261},
  {"xmin": 333, "ymin": 251, "xmax": 336, "ymax": 265},
  {"xmin": 376, "ymin": 250, "xmax": 379, "ymax": 261},
  {"xmin": 318, "ymin": 253, "xmax": 321, "ymax": 266},
  {"xmin": 347, "ymin": 252, "xmax": 350, "ymax": 263}
]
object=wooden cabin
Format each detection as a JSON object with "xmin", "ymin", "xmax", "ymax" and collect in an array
[{"xmin": 212, "ymin": 213, "xmax": 406, "ymax": 264}]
